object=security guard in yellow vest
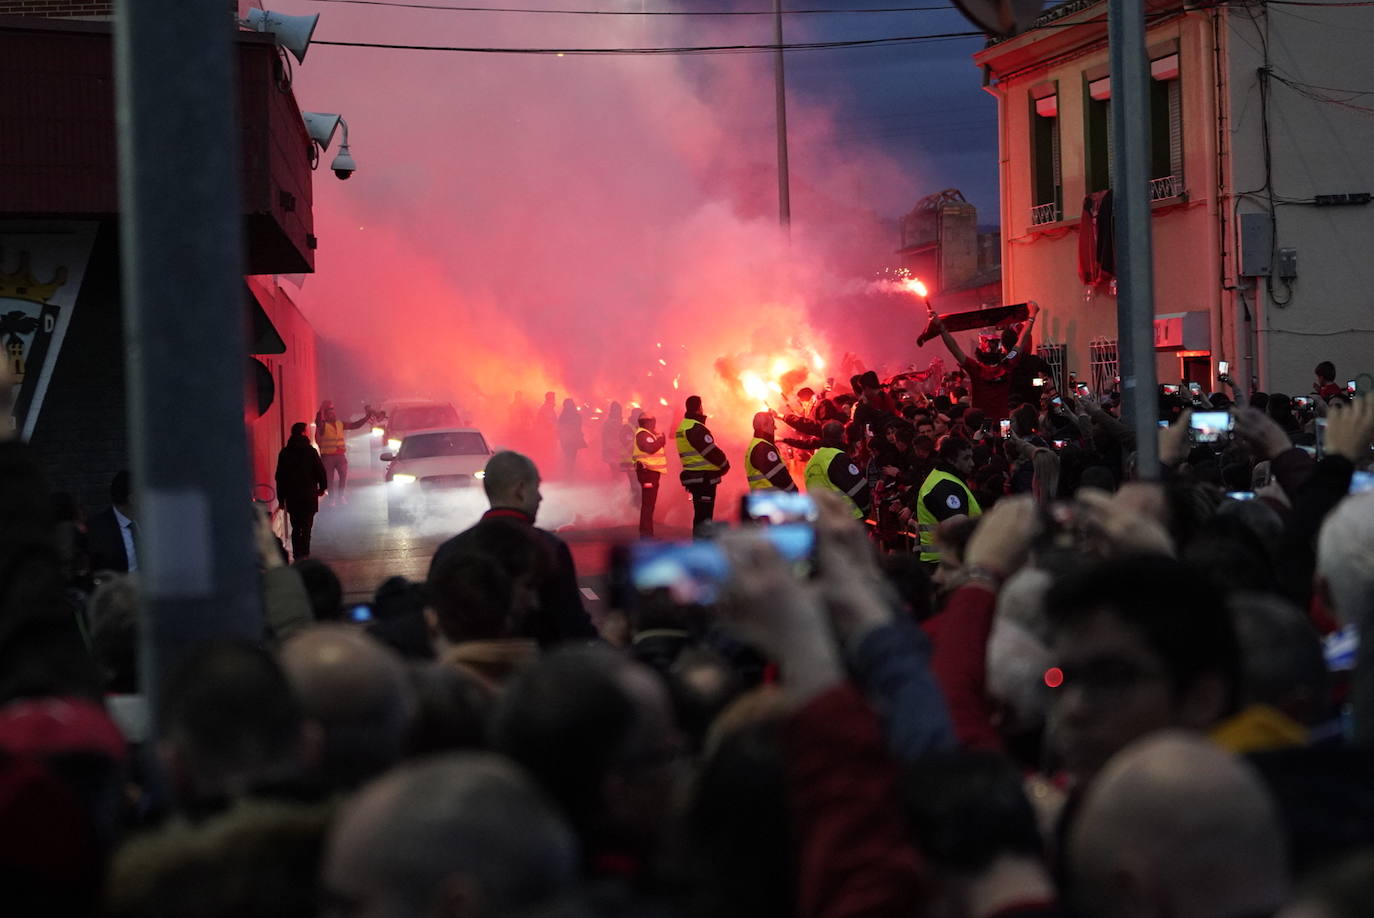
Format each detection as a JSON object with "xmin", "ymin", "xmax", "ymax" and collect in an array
[
  {"xmin": 632, "ymin": 413, "xmax": 668, "ymax": 537},
  {"xmin": 676, "ymin": 395, "xmax": 731, "ymax": 536},
  {"xmin": 914, "ymin": 436, "xmax": 981, "ymax": 563},
  {"xmin": 745, "ymin": 412, "xmax": 797, "ymax": 492},
  {"xmin": 313, "ymin": 400, "xmax": 375, "ymax": 506},
  {"xmin": 804, "ymin": 421, "xmax": 869, "ymax": 520}
]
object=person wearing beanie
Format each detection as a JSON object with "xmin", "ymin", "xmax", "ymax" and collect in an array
[
  {"xmin": 804, "ymin": 420, "xmax": 870, "ymax": 520},
  {"xmin": 675, "ymin": 396, "xmax": 731, "ymax": 536}
]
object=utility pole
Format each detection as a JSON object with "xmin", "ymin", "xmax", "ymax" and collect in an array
[
  {"xmin": 773, "ymin": 0, "xmax": 792, "ymax": 234},
  {"xmin": 1108, "ymin": 0, "xmax": 1160, "ymax": 477},
  {"xmin": 114, "ymin": 0, "xmax": 263, "ymax": 717}
]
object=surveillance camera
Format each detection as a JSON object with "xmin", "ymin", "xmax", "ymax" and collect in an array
[{"xmin": 331, "ymin": 144, "xmax": 356, "ymax": 180}]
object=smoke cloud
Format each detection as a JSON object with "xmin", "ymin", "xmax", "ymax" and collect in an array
[{"xmin": 275, "ymin": 0, "xmax": 936, "ymax": 493}]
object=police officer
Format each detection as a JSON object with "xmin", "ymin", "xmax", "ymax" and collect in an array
[
  {"xmin": 913, "ymin": 436, "xmax": 981, "ymax": 564},
  {"xmin": 745, "ymin": 412, "xmax": 797, "ymax": 493},
  {"xmin": 804, "ymin": 420, "xmax": 869, "ymax": 520},
  {"xmin": 632, "ymin": 412, "xmax": 667, "ymax": 537},
  {"xmin": 676, "ymin": 395, "xmax": 730, "ymax": 536}
]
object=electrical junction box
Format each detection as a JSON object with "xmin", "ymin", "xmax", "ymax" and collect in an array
[
  {"xmin": 1278, "ymin": 247, "xmax": 1298, "ymax": 279},
  {"xmin": 1239, "ymin": 213, "xmax": 1273, "ymax": 277}
]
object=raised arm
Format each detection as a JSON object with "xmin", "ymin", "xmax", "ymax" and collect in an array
[
  {"xmin": 928, "ymin": 304, "xmax": 968, "ymax": 366},
  {"xmin": 1014, "ymin": 301, "xmax": 1041, "ymax": 355}
]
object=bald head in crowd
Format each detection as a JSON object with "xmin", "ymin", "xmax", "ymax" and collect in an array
[
  {"xmin": 1069, "ymin": 732, "xmax": 1288, "ymax": 918},
  {"xmin": 482, "ymin": 450, "xmax": 542, "ymax": 518},
  {"xmin": 323, "ymin": 754, "xmax": 577, "ymax": 918},
  {"xmin": 279, "ymin": 626, "xmax": 414, "ymax": 791}
]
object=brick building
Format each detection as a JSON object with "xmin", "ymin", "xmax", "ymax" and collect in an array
[
  {"xmin": 1, "ymin": 1, "xmax": 321, "ymax": 510},
  {"xmin": 896, "ymin": 189, "xmax": 1002, "ymax": 313}
]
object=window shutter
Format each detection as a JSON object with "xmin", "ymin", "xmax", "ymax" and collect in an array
[{"xmin": 1168, "ymin": 77, "xmax": 1183, "ymax": 180}]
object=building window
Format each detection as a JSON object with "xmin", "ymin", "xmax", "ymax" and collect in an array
[
  {"xmin": 1037, "ymin": 343, "xmax": 1067, "ymax": 394},
  {"xmin": 1089, "ymin": 337, "xmax": 1120, "ymax": 395},
  {"xmin": 1085, "ymin": 76, "xmax": 1113, "ymax": 194},
  {"xmin": 1030, "ymin": 87, "xmax": 1062, "ymax": 225},
  {"xmin": 1150, "ymin": 53, "xmax": 1183, "ymax": 199}
]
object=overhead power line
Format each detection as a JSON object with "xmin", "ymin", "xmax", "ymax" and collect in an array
[
  {"xmin": 312, "ymin": 30, "xmax": 983, "ymax": 53},
  {"xmin": 305, "ymin": 0, "xmax": 956, "ymax": 14}
]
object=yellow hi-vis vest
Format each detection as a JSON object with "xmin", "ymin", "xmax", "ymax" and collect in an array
[
  {"xmin": 675, "ymin": 418, "xmax": 717, "ymax": 472},
  {"xmin": 745, "ymin": 437, "xmax": 784, "ymax": 490},
  {"xmin": 916, "ymin": 468, "xmax": 982, "ymax": 563},
  {"xmin": 805, "ymin": 447, "xmax": 864, "ymax": 519},
  {"xmin": 633, "ymin": 426, "xmax": 667, "ymax": 473},
  {"xmin": 318, "ymin": 420, "xmax": 347, "ymax": 456}
]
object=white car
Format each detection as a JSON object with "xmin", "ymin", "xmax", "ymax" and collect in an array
[
  {"xmin": 381, "ymin": 427, "xmax": 493, "ymax": 525},
  {"xmin": 372, "ymin": 400, "xmax": 462, "ymax": 466}
]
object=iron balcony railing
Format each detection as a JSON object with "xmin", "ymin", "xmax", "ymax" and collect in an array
[
  {"xmin": 1030, "ymin": 201, "xmax": 1062, "ymax": 226},
  {"xmin": 1150, "ymin": 174, "xmax": 1184, "ymax": 201}
]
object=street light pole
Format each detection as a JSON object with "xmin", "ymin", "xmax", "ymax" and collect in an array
[
  {"xmin": 1108, "ymin": 0, "xmax": 1160, "ymax": 477},
  {"xmin": 113, "ymin": 0, "xmax": 263, "ymax": 714},
  {"xmin": 773, "ymin": 0, "xmax": 792, "ymax": 234}
]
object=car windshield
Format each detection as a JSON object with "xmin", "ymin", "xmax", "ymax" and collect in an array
[
  {"xmin": 398, "ymin": 431, "xmax": 489, "ymax": 460},
  {"xmin": 390, "ymin": 405, "xmax": 459, "ymax": 430}
]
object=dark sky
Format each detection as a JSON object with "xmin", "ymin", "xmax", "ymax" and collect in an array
[{"xmin": 753, "ymin": 2, "xmax": 999, "ymax": 220}]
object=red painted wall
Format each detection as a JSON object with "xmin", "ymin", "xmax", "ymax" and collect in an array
[{"xmin": 245, "ymin": 277, "xmax": 319, "ymax": 499}]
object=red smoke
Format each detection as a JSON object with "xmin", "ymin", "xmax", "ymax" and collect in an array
[{"xmin": 273, "ymin": 0, "xmax": 930, "ymax": 479}]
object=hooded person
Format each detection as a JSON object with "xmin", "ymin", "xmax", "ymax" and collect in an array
[{"xmin": 275, "ymin": 423, "xmax": 329, "ymax": 561}]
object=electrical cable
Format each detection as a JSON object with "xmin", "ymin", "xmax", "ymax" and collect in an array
[
  {"xmin": 311, "ymin": 30, "xmax": 984, "ymax": 53},
  {"xmin": 305, "ymin": 0, "xmax": 957, "ymax": 14}
]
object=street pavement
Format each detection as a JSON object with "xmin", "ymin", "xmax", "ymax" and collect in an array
[{"xmin": 307, "ymin": 435, "xmax": 692, "ymax": 619}]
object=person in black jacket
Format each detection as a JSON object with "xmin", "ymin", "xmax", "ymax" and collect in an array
[
  {"xmin": 275, "ymin": 422, "xmax": 328, "ymax": 561},
  {"xmin": 87, "ymin": 470, "xmax": 138, "ymax": 574}
]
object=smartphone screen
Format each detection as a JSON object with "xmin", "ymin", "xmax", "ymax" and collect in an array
[
  {"xmin": 1032, "ymin": 377, "xmax": 1045, "ymax": 388},
  {"xmin": 624, "ymin": 524, "xmax": 815, "ymax": 606},
  {"xmin": 1351, "ymin": 470, "xmax": 1374, "ymax": 495},
  {"xmin": 1162, "ymin": 384, "xmax": 1180, "ymax": 396},
  {"xmin": 1218, "ymin": 360, "xmax": 1229, "ymax": 377},
  {"xmin": 742, "ymin": 491, "xmax": 818, "ymax": 525},
  {"xmin": 1349, "ymin": 380, "xmax": 1359, "ymax": 394},
  {"xmin": 1188, "ymin": 411, "xmax": 1233, "ymax": 444},
  {"xmin": 1076, "ymin": 383, "xmax": 1090, "ymax": 395},
  {"xmin": 1052, "ymin": 439, "xmax": 1069, "ymax": 449},
  {"xmin": 1294, "ymin": 396, "xmax": 1311, "ymax": 408},
  {"xmin": 1158, "ymin": 419, "xmax": 1171, "ymax": 428},
  {"xmin": 349, "ymin": 603, "xmax": 374, "ymax": 624},
  {"xmin": 1226, "ymin": 491, "xmax": 1257, "ymax": 501},
  {"xmin": 999, "ymin": 419, "xmax": 1012, "ymax": 438},
  {"xmin": 1188, "ymin": 382, "xmax": 1202, "ymax": 394}
]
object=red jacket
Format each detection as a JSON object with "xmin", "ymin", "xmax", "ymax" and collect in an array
[
  {"xmin": 922, "ymin": 585, "xmax": 1003, "ymax": 752},
  {"xmin": 785, "ymin": 683, "xmax": 925, "ymax": 918}
]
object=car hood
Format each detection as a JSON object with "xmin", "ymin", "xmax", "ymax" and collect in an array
[{"xmin": 389, "ymin": 455, "xmax": 489, "ymax": 479}]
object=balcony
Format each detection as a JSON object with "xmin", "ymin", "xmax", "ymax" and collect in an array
[
  {"xmin": 1150, "ymin": 174, "xmax": 1184, "ymax": 201},
  {"xmin": 1030, "ymin": 201, "xmax": 1063, "ymax": 226}
]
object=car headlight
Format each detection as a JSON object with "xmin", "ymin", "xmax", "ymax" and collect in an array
[
  {"xmin": 387, "ymin": 438, "xmax": 402, "ymax": 451},
  {"xmin": 391, "ymin": 473, "xmax": 418, "ymax": 485},
  {"xmin": 474, "ymin": 470, "xmax": 486, "ymax": 480}
]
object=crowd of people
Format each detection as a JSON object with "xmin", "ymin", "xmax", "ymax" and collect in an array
[{"xmin": 3, "ymin": 333, "xmax": 1374, "ymax": 918}]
